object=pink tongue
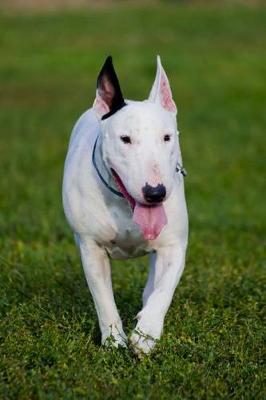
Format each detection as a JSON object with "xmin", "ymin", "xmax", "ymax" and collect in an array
[{"xmin": 133, "ymin": 203, "xmax": 167, "ymax": 240}]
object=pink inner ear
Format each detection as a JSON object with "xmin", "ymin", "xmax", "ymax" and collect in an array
[
  {"xmin": 93, "ymin": 93, "xmax": 110, "ymax": 117},
  {"xmin": 101, "ymin": 76, "xmax": 115, "ymax": 106},
  {"xmin": 160, "ymin": 72, "xmax": 176, "ymax": 113}
]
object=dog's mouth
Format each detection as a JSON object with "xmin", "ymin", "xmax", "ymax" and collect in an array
[{"xmin": 111, "ymin": 169, "xmax": 167, "ymax": 240}]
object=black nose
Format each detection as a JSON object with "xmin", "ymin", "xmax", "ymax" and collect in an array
[{"xmin": 142, "ymin": 183, "xmax": 166, "ymax": 204}]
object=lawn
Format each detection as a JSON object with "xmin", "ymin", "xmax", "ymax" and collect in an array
[{"xmin": 0, "ymin": 3, "xmax": 265, "ymax": 399}]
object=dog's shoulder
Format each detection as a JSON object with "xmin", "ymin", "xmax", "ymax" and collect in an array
[{"xmin": 67, "ymin": 108, "xmax": 98, "ymax": 151}]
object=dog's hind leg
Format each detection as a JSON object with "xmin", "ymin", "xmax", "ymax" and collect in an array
[
  {"xmin": 131, "ymin": 242, "xmax": 186, "ymax": 355},
  {"xmin": 79, "ymin": 236, "xmax": 127, "ymax": 347}
]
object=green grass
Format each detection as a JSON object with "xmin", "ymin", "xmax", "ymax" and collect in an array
[{"xmin": 0, "ymin": 3, "xmax": 265, "ymax": 399}]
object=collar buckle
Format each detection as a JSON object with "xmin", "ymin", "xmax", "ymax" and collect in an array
[{"xmin": 176, "ymin": 162, "xmax": 187, "ymax": 177}]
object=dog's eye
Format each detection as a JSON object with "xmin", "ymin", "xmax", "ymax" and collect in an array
[
  {"xmin": 120, "ymin": 135, "xmax": 131, "ymax": 144},
  {"xmin": 164, "ymin": 134, "xmax": 171, "ymax": 142}
]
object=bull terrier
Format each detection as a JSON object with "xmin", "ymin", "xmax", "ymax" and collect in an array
[{"xmin": 62, "ymin": 56, "xmax": 188, "ymax": 355}]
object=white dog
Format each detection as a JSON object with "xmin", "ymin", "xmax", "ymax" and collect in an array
[{"xmin": 62, "ymin": 56, "xmax": 188, "ymax": 355}]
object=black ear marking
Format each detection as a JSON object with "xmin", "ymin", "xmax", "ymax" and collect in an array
[{"xmin": 97, "ymin": 56, "xmax": 126, "ymax": 120}]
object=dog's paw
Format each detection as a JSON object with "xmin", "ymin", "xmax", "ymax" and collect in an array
[
  {"xmin": 103, "ymin": 334, "xmax": 127, "ymax": 349},
  {"xmin": 102, "ymin": 325, "xmax": 127, "ymax": 348},
  {"xmin": 130, "ymin": 329, "xmax": 157, "ymax": 357}
]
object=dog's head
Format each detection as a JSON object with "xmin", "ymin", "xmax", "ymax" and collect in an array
[{"xmin": 93, "ymin": 56, "xmax": 181, "ymax": 240}]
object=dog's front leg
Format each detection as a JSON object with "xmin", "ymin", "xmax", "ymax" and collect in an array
[
  {"xmin": 131, "ymin": 242, "xmax": 187, "ymax": 355},
  {"xmin": 79, "ymin": 236, "xmax": 126, "ymax": 347}
]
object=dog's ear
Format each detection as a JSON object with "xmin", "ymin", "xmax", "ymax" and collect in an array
[
  {"xmin": 148, "ymin": 55, "xmax": 177, "ymax": 114},
  {"xmin": 93, "ymin": 56, "xmax": 126, "ymax": 120}
]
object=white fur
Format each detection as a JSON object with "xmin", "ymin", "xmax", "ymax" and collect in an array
[{"xmin": 62, "ymin": 57, "xmax": 188, "ymax": 354}]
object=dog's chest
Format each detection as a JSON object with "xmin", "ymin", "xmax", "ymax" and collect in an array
[
  {"xmin": 103, "ymin": 202, "xmax": 151, "ymax": 259},
  {"xmin": 104, "ymin": 237, "xmax": 150, "ymax": 259}
]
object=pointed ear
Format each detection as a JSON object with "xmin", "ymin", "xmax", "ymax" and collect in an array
[
  {"xmin": 93, "ymin": 56, "xmax": 126, "ymax": 120},
  {"xmin": 148, "ymin": 55, "xmax": 177, "ymax": 114}
]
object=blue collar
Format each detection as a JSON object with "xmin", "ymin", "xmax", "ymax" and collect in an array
[
  {"xmin": 92, "ymin": 135, "xmax": 124, "ymax": 198},
  {"xmin": 92, "ymin": 135, "xmax": 187, "ymax": 198}
]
